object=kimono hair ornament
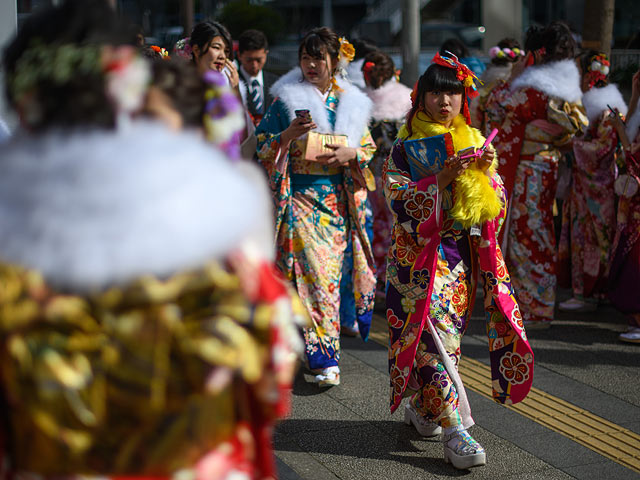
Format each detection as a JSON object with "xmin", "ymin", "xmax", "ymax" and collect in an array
[
  {"xmin": 201, "ymin": 69, "xmax": 245, "ymax": 158},
  {"xmin": 363, "ymin": 61, "xmax": 375, "ymax": 85},
  {"xmin": 488, "ymin": 46, "xmax": 524, "ymax": 61},
  {"xmin": 150, "ymin": 45, "xmax": 170, "ymax": 59},
  {"xmin": 9, "ymin": 42, "xmax": 150, "ymax": 126},
  {"xmin": 331, "ymin": 37, "xmax": 355, "ymax": 92},
  {"xmin": 585, "ymin": 53, "xmax": 610, "ymax": 89},
  {"xmin": 431, "ymin": 51, "xmax": 480, "ymax": 124},
  {"xmin": 174, "ymin": 37, "xmax": 193, "ymax": 59}
]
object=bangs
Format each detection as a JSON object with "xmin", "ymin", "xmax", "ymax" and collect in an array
[
  {"xmin": 298, "ymin": 34, "xmax": 329, "ymax": 60},
  {"xmin": 423, "ymin": 64, "xmax": 465, "ymax": 94}
]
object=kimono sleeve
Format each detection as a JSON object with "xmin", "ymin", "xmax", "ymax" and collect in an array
[
  {"xmin": 383, "ymin": 139, "xmax": 441, "ymax": 242},
  {"xmin": 573, "ymin": 111, "xmax": 618, "ymax": 160},
  {"xmin": 255, "ymin": 99, "xmax": 292, "ymax": 180}
]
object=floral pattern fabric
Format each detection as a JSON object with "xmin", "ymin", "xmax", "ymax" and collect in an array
[
  {"xmin": 0, "ymin": 255, "xmax": 304, "ymax": 478},
  {"xmin": 558, "ymin": 112, "xmax": 618, "ymax": 299},
  {"xmin": 383, "ymin": 135, "xmax": 534, "ymax": 426},
  {"xmin": 486, "ymin": 83, "xmax": 587, "ymax": 322},
  {"xmin": 256, "ymin": 89, "xmax": 376, "ymax": 370}
]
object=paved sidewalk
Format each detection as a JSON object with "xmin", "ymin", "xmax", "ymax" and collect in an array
[{"xmin": 274, "ymin": 291, "xmax": 640, "ymax": 479}]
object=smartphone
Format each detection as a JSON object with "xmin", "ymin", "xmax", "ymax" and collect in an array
[{"xmin": 295, "ymin": 109, "xmax": 312, "ymax": 123}]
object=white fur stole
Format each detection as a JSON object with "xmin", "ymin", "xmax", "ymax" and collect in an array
[
  {"xmin": 270, "ymin": 67, "xmax": 373, "ymax": 147},
  {"xmin": 0, "ymin": 121, "xmax": 274, "ymax": 291},
  {"xmin": 582, "ymin": 83, "xmax": 627, "ymax": 125},
  {"xmin": 511, "ymin": 59, "xmax": 582, "ymax": 103},
  {"xmin": 365, "ymin": 79, "xmax": 412, "ymax": 122}
]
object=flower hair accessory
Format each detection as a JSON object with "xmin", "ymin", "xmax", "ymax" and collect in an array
[
  {"xmin": 363, "ymin": 61, "xmax": 375, "ymax": 84},
  {"xmin": 330, "ymin": 37, "xmax": 356, "ymax": 92},
  {"xmin": 488, "ymin": 46, "xmax": 524, "ymax": 61},
  {"xmin": 102, "ymin": 45, "xmax": 151, "ymax": 115},
  {"xmin": 150, "ymin": 45, "xmax": 170, "ymax": 59},
  {"xmin": 431, "ymin": 51, "xmax": 480, "ymax": 124},
  {"xmin": 202, "ymin": 70, "xmax": 246, "ymax": 160},
  {"xmin": 174, "ymin": 37, "xmax": 193, "ymax": 60},
  {"xmin": 585, "ymin": 53, "xmax": 610, "ymax": 89}
]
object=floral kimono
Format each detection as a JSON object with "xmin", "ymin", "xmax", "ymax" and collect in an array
[
  {"xmin": 365, "ymin": 79, "xmax": 412, "ymax": 296},
  {"xmin": 486, "ymin": 60, "xmax": 588, "ymax": 323},
  {"xmin": 470, "ymin": 63, "xmax": 511, "ymax": 136},
  {"xmin": 256, "ymin": 68, "xmax": 376, "ymax": 370},
  {"xmin": 384, "ymin": 115, "xmax": 534, "ymax": 429},
  {"xmin": 608, "ymin": 112, "xmax": 640, "ymax": 325},
  {"xmin": 558, "ymin": 84, "xmax": 626, "ymax": 299}
]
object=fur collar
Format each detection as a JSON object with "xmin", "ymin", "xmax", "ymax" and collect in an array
[
  {"xmin": 270, "ymin": 67, "xmax": 373, "ymax": 147},
  {"xmin": 582, "ymin": 83, "xmax": 627, "ymax": 125},
  {"xmin": 511, "ymin": 59, "xmax": 582, "ymax": 103},
  {"xmin": 365, "ymin": 79, "xmax": 412, "ymax": 122},
  {"xmin": 0, "ymin": 121, "xmax": 273, "ymax": 291}
]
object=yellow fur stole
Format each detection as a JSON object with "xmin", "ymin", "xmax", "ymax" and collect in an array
[{"xmin": 398, "ymin": 113, "xmax": 503, "ymax": 228}]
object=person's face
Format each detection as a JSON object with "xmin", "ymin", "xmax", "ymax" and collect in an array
[
  {"xmin": 194, "ymin": 36, "xmax": 228, "ymax": 74},
  {"xmin": 238, "ymin": 48, "xmax": 267, "ymax": 77},
  {"xmin": 423, "ymin": 89, "xmax": 463, "ymax": 128},
  {"xmin": 300, "ymin": 48, "xmax": 334, "ymax": 91}
]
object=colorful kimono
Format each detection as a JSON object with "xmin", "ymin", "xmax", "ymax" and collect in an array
[
  {"xmin": 470, "ymin": 63, "xmax": 511, "ymax": 136},
  {"xmin": 384, "ymin": 115, "xmax": 534, "ymax": 429},
  {"xmin": 558, "ymin": 84, "xmax": 626, "ymax": 300},
  {"xmin": 487, "ymin": 60, "xmax": 588, "ymax": 323},
  {"xmin": 256, "ymin": 68, "xmax": 376, "ymax": 370},
  {"xmin": 365, "ymin": 79, "xmax": 412, "ymax": 297},
  {"xmin": 0, "ymin": 123, "xmax": 304, "ymax": 478},
  {"xmin": 608, "ymin": 114, "xmax": 640, "ymax": 326}
]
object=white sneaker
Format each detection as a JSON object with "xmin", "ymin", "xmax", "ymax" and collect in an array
[
  {"xmin": 403, "ymin": 403, "xmax": 442, "ymax": 437},
  {"xmin": 619, "ymin": 327, "xmax": 640, "ymax": 344},
  {"xmin": 558, "ymin": 297, "xmax": 597, "ymax": 312},
  {"xmin": 442, "ymin": 428, "xmax": 486, "ymax": 469},
  {"xmin": 315, "ymin": 367, "xmax": 340, "ymax": 387}
]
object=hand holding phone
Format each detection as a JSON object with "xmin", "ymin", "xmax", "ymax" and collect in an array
[{"xmin": 295, "ymin": 109, "xmax": 312, "ymax": 123}]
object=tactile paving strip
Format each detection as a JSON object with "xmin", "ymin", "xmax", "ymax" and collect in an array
[{"xmin": 368, "ymin": 314, "xmax": 640, "ymax": 473}]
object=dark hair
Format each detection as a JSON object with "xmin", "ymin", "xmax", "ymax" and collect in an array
[
  {"xmin": 352, "ymin": 38, "xmax": 378, "ymax": 61},
  {"xmin": 578, "ymin": 49, "xmax": 609, "ymax": 88},
  {"xmin": 538, "ymin": 21, "xmax": 576, "ymax": 64},
  {"xmin": 524, "ymin": 25, "xmax": 544, "ymax": 53},
  {"xmin": 298, "ymin": 27, "xmax": 340, "ymax": 62},
  {"xmin": 404, "ymin": 64, "xmax": 465, "ymax": 136},
  {"xmin": 238, "ymin": 29, "xmax": 268, "ymax": 54},
  {"xmin": 440, "ymin": 38, "xmax": 469, "ymax": 59},
  {"xmin": 491, "ymin": 37, "xmax": 522, "ymax": 66},
  {"xmin": 362, "ymin": 50, "xmax": 395, "ymax": 89},
  {"xmin": 189, "ymin": 21, "xmax": 232, "ymax": 60},
  {"xmin": 3, "ymin": 0, "xmax": 134, "ymax": 131},
  {"xmin": 148, "ymin": 59, "xmax": 206, "ymax": 127}
]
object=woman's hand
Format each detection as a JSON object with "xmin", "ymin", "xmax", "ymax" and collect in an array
[
  {"xmin": 436, "ymin": 154, "xmax": 472, "ymax": 191},
  {"xmin": 609, "ymin": 108, "xmax": 631, "ymax": 150},
  {"xmin": 477, "ymin": 145, "xmax": 495, "ymax": 173},
  {"xmin": 315, "ymin": 145, "xmax": 358, "ymax": 168},
  {"xmin": 223, "ymin": 59, "xmax": 240, "ymax": 89},
  {"xmin": 281, "ymin": 117, "xmax": 317, "ymax": 146},
  {"xmin": 508, "ymin": 54, "xmax": 528, "ymax": 82}
]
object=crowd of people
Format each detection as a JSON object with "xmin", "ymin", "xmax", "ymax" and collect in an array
[{"xmin": 0, "ymin": 0, "xmax": 638, "ymax": 477}]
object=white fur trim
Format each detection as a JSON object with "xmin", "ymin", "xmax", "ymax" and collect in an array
[
  {"xmin": 626, "ymin": 108, "xmax": 640, "ymax": 144},
  {"xmin": 270, "ymin": 67, "xmax": 373, "ymax": 147},
  {"xmin": 365, "ymin": 79, "xmax": 412, "ymax": 122},
  {"xmin": 582, "ymin": 83, "xmax": 627, "ymax": 125},
  {"xmin": 0, "ymin": 121, "xmax": 273, "ymax": 291},
  {"xmin": 511, "ymin": 59, "xmax": 582, "ymax": 103}
]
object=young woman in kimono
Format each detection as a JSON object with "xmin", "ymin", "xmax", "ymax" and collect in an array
[
  {"xmin": 483, "ymin": 22, "xmax": 588, "ymax": 328},
  {"xmin": 609, "ymin": 70, "xmax": 640, "ymax": 343},
  {"xmin": 384, "ymin": 53, "xmax": 534, "ymax": 470},
  {"xmin": 0, "ymin": 1, "xmax": 303, "ymax": 476},
  {"xmin": 256, "ymin": 27, "xmax": 377, "ymax": 386},
  {"xmin": 557, "ymin": 52, "xmax": 626, "ymax": 312},
  {"xmin": 362, "ymin": 50, "xmax": 412, "ymax": 299}
]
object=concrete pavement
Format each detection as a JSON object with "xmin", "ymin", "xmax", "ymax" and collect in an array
[{"xmin": 274, "ymin": 289, "xmax": 640, "ymax": 479}]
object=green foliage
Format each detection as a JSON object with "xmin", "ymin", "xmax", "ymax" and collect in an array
[{"xmin": 218, "ymin": 0, "xmax": 285, "ymax": 45}]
